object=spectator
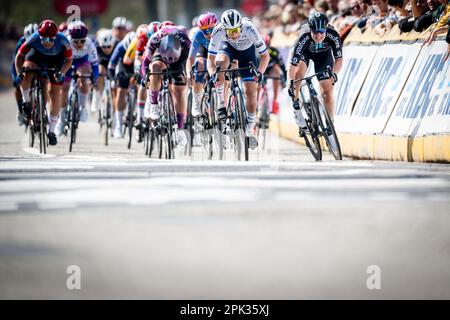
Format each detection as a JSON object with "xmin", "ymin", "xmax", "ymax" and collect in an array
[
  {"xmin": 388, "ymin": 0, "xmax": 415, "ymax": 32},
  {"xmin": 424, "ymin": 0, "xmax": 450, "ymax": 45},
  {"xmin": 370, "ymin": 0, "xmax": 400, "ymax": 36},
  {"xmin": 282, "ymin": 2, "xmax": 302, "ymax": 34},
  {"xmin": 412, "ymin": 0, "xmax": 445, "ymax": 33}
]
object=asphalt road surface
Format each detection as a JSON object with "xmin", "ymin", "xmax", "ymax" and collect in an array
[{"xmin": 0, "ymin": 89, "xmax": 449, "ymax": 299}]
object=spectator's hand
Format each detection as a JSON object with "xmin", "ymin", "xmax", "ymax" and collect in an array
[{"xmin": 445, "ymin": 44, "xmax": 450, "ymax": 61}]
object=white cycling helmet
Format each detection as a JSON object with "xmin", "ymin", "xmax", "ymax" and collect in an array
[
  {"xmin": 221, "ymin": 9, "xmax": 243, "ymax": 29},
  {"xmin": 98, "ymin": 29, "xmax": 115, "ymax": 47},
  {"xmin": 24, "ymin": 23, "xmax": 38, "ymax": 40},
  {"xmin": 112, "ymin": 16, "xmax": 127, "ymax": 28},
  {"xmin": 122, "ymin": 31, "xmax": 136, "ymax": 49}
]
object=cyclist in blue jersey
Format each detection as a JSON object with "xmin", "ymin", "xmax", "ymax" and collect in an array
[
  {"xmin": 15, "ymin": 20, "xmax": 73, "ymax": 146},
  {"xmin": 12, "ymin": 23, "xmax": 38, "ymax": 125},
  {"xmin": 186, "ymin": 12, "xmax": 218, "ymax": 117},
  {"xmin": 107, "ymin": 31, "xmax": 136, "ymax": 138}
]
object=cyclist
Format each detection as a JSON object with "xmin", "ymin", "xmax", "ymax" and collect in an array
[
  {"xmin": 55, "ymin": 21, "xmax": 99, "ymax": 136},
  {"xmin": 12, "ymin": 23, "xmax": 38, "ymax": 125},
  {"xmin": 112, "ymin": 16, "xmax": 129, "ymax": 41},
  {"xmin": 108, "ymin": 31, "xmax": 137, "ymax": 138},
  {"xmin": 15, "ymin": 19, "xmax": 73, "ymax": 146},
  {"xmin": 262, "ymin": 32, "xmax": 287, "ymax": 114},
  {"xmin": 207, "ymin": 9, "xmax": 270, "ymax": 149},
  {"xmin": 287, "ymin": 12, "xmax": 342, "ymax": 128},
  {"xmin": 186, "ymin": 12, "xmax": 218, "ymax": 118},
  {"xmin": 91, "ymin": 29, "xmax": 118, "ymax": 112},
  {"xmin": 141, "ymin": 24, "xmax": 192, "ymax": 145},
  {"xmin": 132, "ymin": 21, "xmax": 161, "ymax": 142}
]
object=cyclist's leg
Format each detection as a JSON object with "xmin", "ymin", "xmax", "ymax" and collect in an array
[
  {"xmin": 214, "ymin": 43, "xmax": 232, "ymax": 118},
  {"xmin": 287, "ymin": 58, "xmax": 308, "ymax": 128},
  {"xmin": 114, "ymin": 62, "xmax": 131, "ymax": 136},
  {"xmin": 268, "ymin": 65, "xmax": 282, "ymax": 113},
  {"xmin": 192, "ymin": 50, "xmax": 207, "ymax": 116},
  {"xmin": 312, "ymin": 54, "xmax": 335, "ymax": 119},
  {"xmin": 145, "ymin": 56, "xmax": 165, "ymax": 120},
  {"xmin": 77, "ymin": 63, "xmax": 92, "ymax": 122}
]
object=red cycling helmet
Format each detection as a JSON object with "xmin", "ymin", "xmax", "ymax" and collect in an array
[{"xmin": 39, "ymin": 19, "xmax": 58, "ymax": 37}]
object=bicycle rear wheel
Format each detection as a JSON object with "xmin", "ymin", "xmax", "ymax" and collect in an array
[
  {"xmin": 128, "ymin": 89, "xmax": 136, "ymax": 149},
  {"xmin": 37, "ymin": 86, "xmax": 47, "ymax": 154},
  {"xmin": 314, "ymin": 97, "xmax": 342, "ymax": 160},
  {"xmin": 185, "ymin": 87, "xmax": 194, "ymax": 156}
]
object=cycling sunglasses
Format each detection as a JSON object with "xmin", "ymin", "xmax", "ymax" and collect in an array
[
  {"xmin": 201, "ymin": 27, "xmax": 214, "ymax": 35},
  {"xmin": 225, "ymin": 27, "xmax": 241, "ymax": 35},
  {"xmin": 312, "ymin": 29, "xmax": 326, "ymax": 34},
  {"xmin": 73, "ymin": 38, "xmax": 86, "ymax": 44},
  {"xmin": 40, "ymin": 36, "xmax": 56, "ymax": 43}
]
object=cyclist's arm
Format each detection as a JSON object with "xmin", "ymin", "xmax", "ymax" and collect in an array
[
  {"xmin": 333, "ymin": 58, "xmax": 343, "ymax": 74},
  {"xmin": 207, "ymin": 27, "xmax": 224, "ymax": 75},
  {"xmin": 123, "ymin": 37, "xmax": 138, "ymax": 65},
  {"xmin": 258, "ymin": 51, "xmax": 270, "ymax": 75}
]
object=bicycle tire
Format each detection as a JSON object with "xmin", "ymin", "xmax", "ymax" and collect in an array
[
  {"xmin": 258, "ymin": 88, "xmax": 270, "ymax": 151},
  {"xmin": 69, "ymin": 92, "xmax": 78, "ymax": 152},
  {"xmin": 165, "ymin": 90, "xmax": 176, "ymax": 160},
  {"xmin": 234, "ymin": 87, "xmax": 249, "ymax": 161},
  {"xmin": 38, "ymin": 87, "xmax": 47, "ymax": 154},
  {"xmin": 304, "ymin": 100, "xmax": 322, "ymax": 161},
  {"xmin": 186, "ymin": 88, "xmax": 194, "ymax": 156},
  {"xmin": 126, "ymin": 89, "xmax": 135, "ymax": 149},
  {"xmin": 314, "ymin": 97, "xmax": 342, "ymax": 160}
]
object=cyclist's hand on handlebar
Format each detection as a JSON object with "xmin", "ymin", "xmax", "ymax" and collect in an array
[
  {"xmin": 331, "ymin": 72, "xmax": 338, "ymax": 85},
  {"xmin": 255, "ymin": 71, "xmax": 264, "ymax": 84},
  {"xmin": 288, "ymin": 80, "xmax": 296, "ymax": 100},
  {"xmin": 54, "ymin": 71, "xmax": 65, "ymax": 84}
]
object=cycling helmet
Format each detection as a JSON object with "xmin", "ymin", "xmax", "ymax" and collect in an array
[
  {"xmin": 308, "ymin": 12, "xmax": 329, "ymax": 32},
  {"xmin": 98, "ymin": 29, "xmax": 115, "ymax": 47},
  {"xmin": 136, "ymin": 24, "xmax": 148, "ymax": 38},
  {"xmin": 221, "ymin": 9, "xmax": 243, "ymax": 29},
  {"xmin": 161, "ymin": 21, "xmax": 175, "ymax": 29},
  {"xmin": 122, "ymin": 31, "xmax": 136, "ymax": 49},
  {"xmin": 147, "ymin": 21, "xmax": 161, "ymax": 38},
  {"xmin": 197, "ymin": 12, "xmax": 218, "ymax": 30},
  {"xmin": 24, "ymin": 23, "xmax": 38, "ymax": 40},
  {"xmin": 112, "ymin": 16, "xmax": 127, "ymax": 28},
  {"xmin": 159, "ymin": 34, "xmax": 181, "ymax": 64},
  {"xmin": 126, "ymin": 20, "xmax": 134, "ymax": 32},
  {"xmin": 68, "ymin": 21, "xmax": 88, "ymax": 39},
  {"xmin": 38, "ymin": 19, "xmax": 58, "ymax": 37}
]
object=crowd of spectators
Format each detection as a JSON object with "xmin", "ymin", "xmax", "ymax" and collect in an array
[{"xmin": 251, "ymin": 0, "xmax": 450, "ymax": 56}]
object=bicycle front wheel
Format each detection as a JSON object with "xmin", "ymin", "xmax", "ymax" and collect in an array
[
  {"xmin": 301, "ymin": 102, "xmax": 322, "ymax": 161},
  {"xmin": 37, "ymin": 86, "xmax": 47, "ymax": 154},
  {"xmin": 234, "ymin": 87, "xmax": 249, "ymax": 161},
  {"xmin": 314, "ymin": 97, "xmax": 342, "ymax": 160}
]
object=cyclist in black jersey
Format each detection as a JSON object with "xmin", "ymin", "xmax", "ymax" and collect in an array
[{"xmin": 287, "ymin": 12, "xmax": 343, "ymax": 127}]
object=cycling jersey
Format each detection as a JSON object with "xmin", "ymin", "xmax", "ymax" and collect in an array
[
  {"xmin": 123, "ymin": 37, "xmax": 138, "ymax": 65},
  {"xmin": 19, "ymin": 32, "xmax": 72, "ymax": 59},
  {"xmin": 208, "ymin": 20, "xmax": 267, "ymax": 55},
  {"xmin": 11, "ymin": 36, "xmax": 27, "ymax": 85},
  {"xmin": 265, "ymin": 46, "xmax": 287, "ymax": 80},
  {"xmin": 108, "ymin": 40, "xmax": 128, "ymax": 73},
  {"xmin": 189, "ymin": 28, "xmax": 210, "ymax": 59},
  {"xmin": 142, "ymin": 26, "xmax": 191, "ymax": 72},
  {"xmin": 96, "ymin": 40, "xmax": 118, "ymax": 67},
  {"xmin": 290, "ymin": 26, "xmax": 342, "ymax": 81},
  {"xmin": 290, "ymin": 26, "xmax": 342, "ymax": 66},
  {"xmin": 66, "ymin": 35, "xmax": 99, "ymax": 82},
  {"xmin": 18, "ymin": 32, "xmax": 72, "ymax": 84}
]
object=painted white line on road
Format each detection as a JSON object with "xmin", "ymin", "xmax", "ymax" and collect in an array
[
  {"xmin": 0, "ymin": 202, "xmax": 19, "ymax": 212},
  {"xmin": 22, "ymin": 147, "xmax": 56, "ymax": 159}
]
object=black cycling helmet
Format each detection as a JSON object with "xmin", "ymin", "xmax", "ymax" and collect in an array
[{"xmin": 308, "ymin": 12, "xmax": 329, "ymax": 33}]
